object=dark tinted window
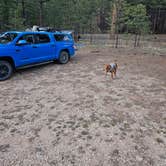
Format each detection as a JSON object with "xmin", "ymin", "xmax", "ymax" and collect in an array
[
  {"xmin": 54, "ymin": 34, "xmax": 71, "ymax": 41},
  {"xmin": 17, "ymin": 34, "xmax": 34, "ymax": 44},
  {"xmin": 54, "ymin": 34, "xmax": 65, "ymax": 41},
  {"xmin": 35, "ymin": 34, "xmax": 50, "ymax": 44}
]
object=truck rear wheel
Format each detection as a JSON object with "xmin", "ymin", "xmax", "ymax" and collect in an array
[
  {"xmin": 58, "ymin": 51, "xmax": 69, "ymax": 64},
  {"xmin": 0, "ymin": 61, "xmax": 13, "ymax": 81}
]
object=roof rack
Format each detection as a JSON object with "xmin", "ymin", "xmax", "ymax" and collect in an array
[
  {"xmin": 26, "ymin": 26, "xmax": 74, "ymax": 35},
  {"xmin": 37, "ymin": 27, "xmax": 62, "ymax": 32},
  {"xmin": 26, "ymin": 25, "xmax": 62, "ymax": 33}
]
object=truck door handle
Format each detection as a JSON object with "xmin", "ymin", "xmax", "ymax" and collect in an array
[
  {"xmin": 32, "ymin": 46, "xmax": 37, "ymax": 48},
  {"xmin": 16, "ymin": 49, "xmax": 20, "ymax": 52}
]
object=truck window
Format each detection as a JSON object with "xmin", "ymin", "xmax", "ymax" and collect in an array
[
  {"xmin": 17, "ymin": 34, "xmax": 35, "ymax": 44},
  {"xmin": 35, "ymin": 34, "xmax": 50, "ymax": 44},
  {"xmin": 54, "ymin": 34, "xmax": 71, "ymax": 41}
]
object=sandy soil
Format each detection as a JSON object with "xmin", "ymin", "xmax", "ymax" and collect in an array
[{"xmin": 0, "ymin": 47, "xmax": 166, "ymax": 166}]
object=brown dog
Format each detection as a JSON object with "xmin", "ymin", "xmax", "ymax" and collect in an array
[{"xmin": 104, "ymin": 62, "xmax": 118, "ymax": 79}]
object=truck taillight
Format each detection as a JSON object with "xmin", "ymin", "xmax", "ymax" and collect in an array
[{"xmin": 74, "ymin": 45, "xmax": 77, "ymax": 50}]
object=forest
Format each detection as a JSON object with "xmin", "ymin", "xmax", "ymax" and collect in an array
[{"xmin": 0, "ymin": 0, "xmax": 166, "ymax": 34}]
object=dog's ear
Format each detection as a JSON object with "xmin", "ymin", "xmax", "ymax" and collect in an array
[
  {"xmin": 104, "ymin": 64, "xmax": 107, "ymax": 68},
  {"xmin": 104, "ymin": 64, "xmax": 109, "ymax": 71}
]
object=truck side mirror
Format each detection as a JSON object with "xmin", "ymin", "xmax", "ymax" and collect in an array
[{"xmin": 16, "ymin": 40, "xmax": 28, "ymax": 46}]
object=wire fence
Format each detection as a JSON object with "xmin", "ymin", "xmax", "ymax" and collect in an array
[{"xmin": 79, "ymin": 34, "xmax": 166, "ymax": 51}]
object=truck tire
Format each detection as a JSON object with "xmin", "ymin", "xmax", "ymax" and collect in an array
[
  {"xmin": 0, "ymin": 61, "xmax": 13, "ymax": 81},
  {"xmin": 58, "ymin": 51, "xmax": 69, "ymax": 64}
]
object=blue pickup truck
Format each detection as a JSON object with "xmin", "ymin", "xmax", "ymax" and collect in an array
[{"xmin": 0, "ymin": 31, "xmax": 75, "ymax": 81}]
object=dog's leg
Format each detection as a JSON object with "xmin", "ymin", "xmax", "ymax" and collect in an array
[
  {"xmin": 111, "ymin": 72, "xmax": 113, "ymax": 79},
  {"xmin": 114, "ymin": 69, "xmax": 116, "ymax": 77}
]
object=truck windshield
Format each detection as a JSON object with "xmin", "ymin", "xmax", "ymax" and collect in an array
[{"xmin": 0, "ymin": 33, "xmax": 18, "ymax": 44}]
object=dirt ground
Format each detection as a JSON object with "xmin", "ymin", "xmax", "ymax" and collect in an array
[{"xmin": 0, "ymin": 47, "xmax": 166, "ymax": 166}]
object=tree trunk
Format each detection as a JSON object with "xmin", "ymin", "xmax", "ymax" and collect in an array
[
  {"xmin": 153, "ymin": 8, "xmax": 158, "ymax": 33},
  {"xmin": 115, "ymin": 3, "xmax": 119, "ymax": 48},
  {"xmin": 115, "ymin": 33, "xmax": 119, "ymax": 48},
  {"xmin": 21, "ymin": 0, "xmax": 26, "ymax": 25},
  {"xmin": 39, "ymin": 0, "xmax": 43, "ymax": 26},
  {"xmin": 2, "ymin": 1, "xmax": 9, "ymax": 30},
  {"xmin": 134, "ymin": 34, "xmax": 138, "ymax": 48},
  {"xmin": 137, "ymin": 34, "xmax": 141, "ymax": 47},
  {"xmin": 110, "ymin": 3, "xmax": 117, "ymax": 36},
  {"xmin": 157, "ymin": 7, "xmax": 161, "ymax": 33},
  {"xmin": 90, "ymin": 20, "xmax": 93, "ymax": 44}
]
